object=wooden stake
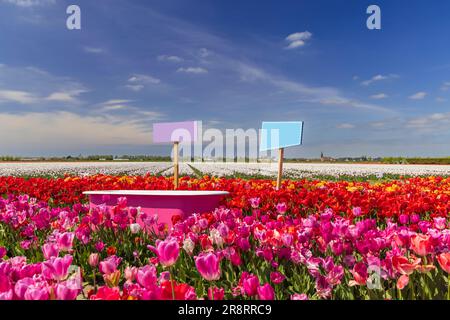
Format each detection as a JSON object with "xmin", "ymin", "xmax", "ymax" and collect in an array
[
  {"xmin": 276, "ymin": 147, "xmax": 284, "ymax": 190},
  {"xmin": 173, "ymin": 141, "xmax": 179, "ymax": 189}
]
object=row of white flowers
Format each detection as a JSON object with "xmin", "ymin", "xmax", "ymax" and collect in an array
[{"xmin": 0, "ymin": 161, "xmax": 449, "ymax": 178}]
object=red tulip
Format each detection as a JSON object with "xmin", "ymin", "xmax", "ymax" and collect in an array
[
  {"xmin": 90, "ymin": 286, "xmax": 121, "ymax": 300},
  {"xmin": 207, "ymin": 287, "xmax": 225, "ymax": 300},
  {"xmin": 437, "ymin": 253, "xmax": 450, "ymax": 274},
  {"xmin": 392, "ymin": 255, "xmax": 420, "ymax": 275}
]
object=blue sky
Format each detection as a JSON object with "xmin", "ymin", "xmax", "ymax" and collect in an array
[{"xmin": 0, "ymin": 0, "xmax": 449, "ymax": 158}]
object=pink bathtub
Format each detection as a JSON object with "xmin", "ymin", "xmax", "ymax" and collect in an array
[{"xmin": 82, "ymin": 190, "xmax": 229, "ymax": 228}]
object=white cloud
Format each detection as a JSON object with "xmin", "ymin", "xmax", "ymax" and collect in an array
[
  {"xmin": 286, "ymin": 40, "xmax": 307, "ymax": 49},
  {"xmin": 236, "ymin": 63, "xmax": 393, "ymax": 113},
  {"xmin": 101, "ymin": 104, "xmax": 128, "ymax": 111},
  {"xmin": 436, "ymin": 97, "xmax": 447, "ymax": 102},
  {"xmin": 409, "ymin": 91, "xmax": 427, "ymax": 100},
  {"xmin": 441, "ymin": 81, "xmax": 450, "ymax": 91},
  {"xmin": 46, "ymin": 89, "xmax": 86, "ymax": 102},
  {"xmin": 0, "ymin": 111, "xmax": 152, "ymax": 150},
  {"xmin": 0, "ymin": 64, "xmax": 87, "ymax": 106},
  {"xmin": 101, "ymin": 99, "xmax": 133, "ymax": 105},
  {"xmin": 0, "ymin": 90, "xmax": 38, "ymax": 104},
  {"xmin": 157, "ymin": 55, "xmax": 183, "ymax": 63},
  {"xmin": 285, "ymin": 31, "xmax": 312, "ymax": 49},
  {"xmin": 95, "ymin": 100, "xmax": 164, "ymax": 121},
  {"xmin": 128, "ymin": 74, "xmax": 160, "ymax": 84},
  {"xmin": 1, "ymin": 0, "xmax": 54, "ymax": 7},
  {"xmin": 98, "ymin": 99, "xmax": 133, "ymax": 111},
  {"xmin": 406, "ymin": 112, "xmax": 450, "ymax": 129},
  {"xmin": 84, "ymin": 47, "xmax": 104, "ymax": 54},
  {"xmin": 177, "ymin": 67, "xmax": 208, "ymax": 74},
  {"xmin": 361, "ymin": 74, "xmax": 398, "ymax": 86},
  {"xmin": 336, "ymin": 123, "xmax": 355, "ymax": 129},
  {"xmin": 126, "ymin": 74, "xmax": 160, "ymax": 91},
  {"xmin": 370, "ymin": 93, "xmax": 388, "ymax": 99},
  {"xmin": 126, "ymin": 85, "xmax": 144, "ymax": 92}
]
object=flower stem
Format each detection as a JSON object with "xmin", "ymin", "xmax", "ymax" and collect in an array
[
  {"xmin": 170, "ymin": 269, "xmax": 175, "ymax": 300},
  {"xmin": 447, "ymin": 274, "xmax": 450, "ymax": 300},
  {"xmin": 93, "ymin": 270, "xmax": 96, "ymax": 292}
]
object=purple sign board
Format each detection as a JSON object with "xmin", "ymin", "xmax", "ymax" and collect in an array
[{"xmin": 152, "ymin": 121, "xmax": 200, "ymax": 143}]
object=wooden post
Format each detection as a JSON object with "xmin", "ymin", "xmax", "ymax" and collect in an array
[
  {"xmin": 276, "ymin": 147, "xmax": 284, "ymax": 190},
  {"xmin": 173, "ymin": 141, "xmax": 179, "ymax": 189}
]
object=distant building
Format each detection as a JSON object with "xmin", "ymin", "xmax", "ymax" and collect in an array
[{"xmin": 320, "ymin": 152, "xmax": 335, "ymax": 162}]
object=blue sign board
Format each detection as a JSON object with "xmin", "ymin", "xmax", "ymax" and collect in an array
[{"xmin": 260, "ymin": 121, "xmax": 304, "ymax": 151}]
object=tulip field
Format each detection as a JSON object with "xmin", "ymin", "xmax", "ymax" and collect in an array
[{"xmin": 0, "ymin": 170, "xmax": 449, "ymax": 300}]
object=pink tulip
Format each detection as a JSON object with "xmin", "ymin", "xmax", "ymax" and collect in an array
[
  {"xmin": 0, "ymin": 289, "xmax": 13, "ymax": 300},
  {"xmin": 125, "ymin": 266, "xmax": 138, "ymax": 283},
  {"xmin": 257, "ymin": 283, "xmax": 275, "ymax": 300},
  {"xmin": 242, "ymin": 274, "xmax": 259, "ymax": 296},
  {"xmin": 398, "ymin": 214, "xmax": 409, "ymax": 225},
  {"xmin": 433, "ymin": 217, "xmax": 447, "ymax": 230},
  {"xmin": 270, "ymin": 271, "xmax": 286, "ymax": 284},
  {"xmin": 249, "ymin": 197, "xmax": 260, "ymax": 209},
  {"xmin": 99, "ymin": 255, "xmax": 121, "ymax": 275},
  {"xmin": 42, "ymin": 243, "xmax": 59, "ymax": 260},
  {"xmin": 397, "ymin": 274, "xmax": 409, "ymax": 290},
  {"xmin": 410, "ymin": 234, "xmax": 433, "ymax": 256},
  {"xmin": 95, "ymin": 241, "xmax": 105, "ymax": 252},
  {"xmin": 208, "ymin": 287, "xmax": 225, "ymax": 300},
  {"xmin": 410, "ymin": 214, "xmax": 420, "ymax": 224},
  {"xmin": 352, "ymin": 207, "xmax": 362, "ymax": 217},
  {"xmin": 136, "ymin": 265, "xmax": 157, "ymax": 289},
  {"xmin": 56, "ymin": 232, "xmax": 75, "ymax": 251},
  {"xmin": 56, "ymin": 279, "xmax": 80, "ymax": 300},
  {"xmin": 291, "ymin": 293, "xmax": 308, "ymax": 300},
  {"xmin": 88, "ymin": 253, "xmax": 99, "ymax": 267},
  {"xmin": 42, "ymin": 255, "xmax": 73, "ymax": 281},
  {"xmin": 117, "ymin": 196, "xmax": 127, "ymax": 208},
  {"xmin": 0, "ymin": 247, "xmax": 6, "ymax": 259},
  {"xmin": 14, "ymin": 278, "xmax": 34, "ymax": 299},
  {"xmin": 153, "ymin": 238, "xmax": 180, "ymax": 267},
  {"xmin": 276, "ymin": 202, "xmax": 287, "ymax": 214},
  {"xmin": 195, "ymin": 252, "xmax": 221, "ymax": 281},
  {"xmin": 0, "ymin": 274, "xmax": 12, "ymax": 294},
  {"xmin": 158, "ymin": 271, "xmax": 171, "ymax": 284},
  {"xmin": 349, "ymin": 262, "xmax": 368, "ymax": 286},
  {"xmin": 24, "ymin": 283, "xmax": 49, "ymax": 300}
]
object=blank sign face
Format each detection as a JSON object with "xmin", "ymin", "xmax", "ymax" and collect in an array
[
  {"xmin": 153, "ymin": 121, "xmax": 200, "ymax": 143},
  {"xmin": 260, "ymin": 121, "xmax": 304, "ymax": 151}
]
